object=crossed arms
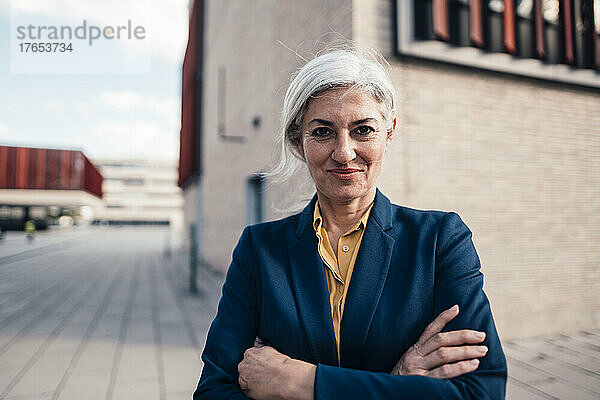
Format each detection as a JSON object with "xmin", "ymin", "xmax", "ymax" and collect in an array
[{"xmin": 193, "ymin": 213, "xmax": 507, "ymax": 399}]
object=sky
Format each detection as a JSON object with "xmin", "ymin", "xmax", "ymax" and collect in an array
[{"xmin": 0, "ymin": 0, "xmax": 189, "ymax": 162}]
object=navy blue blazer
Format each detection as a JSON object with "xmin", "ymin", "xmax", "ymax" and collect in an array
[{"xmin": 193, "ymin": 189, "xmax": 507, "ymax": 399}]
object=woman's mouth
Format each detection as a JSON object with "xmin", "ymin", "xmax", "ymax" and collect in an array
[{"xmin": 328, "ymin": 168, "xmax": 362, "ymax": 180}]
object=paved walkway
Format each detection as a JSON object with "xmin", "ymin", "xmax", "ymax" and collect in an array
[
  {"xmin": 0, "ymin": 227, "xmax": 598, "ymax": 399},
  {"xmin": 504, "ymin": 332, "xmax": 600, "ymax": 399},
  {"xmin": 0, "ymin": 226, "xmax": 96, "ymax": 259},
  {"xmin": 0, "ymin": 227, "xmax": 222, "ymax": 400}
]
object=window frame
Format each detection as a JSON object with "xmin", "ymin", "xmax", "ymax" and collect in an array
[{"xmin": 395, "ymin": 0, "xmax": 600, "ymax": 89}]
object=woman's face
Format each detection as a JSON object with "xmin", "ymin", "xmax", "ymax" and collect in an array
[{"xmin": 297, "ymin": 87, "xmax": 395, "ymax": 205}]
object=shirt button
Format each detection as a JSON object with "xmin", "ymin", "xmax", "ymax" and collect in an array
[{"xmin": 342, "ymin": 245, "xmax": 350, "ymax": 252}]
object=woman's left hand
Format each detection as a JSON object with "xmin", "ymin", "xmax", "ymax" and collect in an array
[
  {"xmin": 238, "ymin": 337, "xmax": 316, "ymax": 400},
  {"xmin": 390, "ymin": 305, "xmax": 487, "ymax": 379}
]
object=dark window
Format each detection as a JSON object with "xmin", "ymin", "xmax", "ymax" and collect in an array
[
  {"xmin": 414, "ymin": 0, "xmax": 436, "ymax": 39},
  {"xmin": 410, "ymin": 0, "xmax": 599, "ymax": 69},
  {"xmin": 543, "ymin": 0, "xmax": 563, "ymax": 63},
  {"xmin": 485, "ymin": 0, "xmax": 506, "ymax": 52},
  {"xmin": 573, "ymin": 0, "xmax": 596, "ymax": 67},
  {"xmin": 122, "ymin": 178, "xmax": 144, "ymax": 185},
  {"xmin": 449, "ymin": 0, "xmax": 471, "ymax": 46},
  {"xmin": 593, "ymin": 0, "xmax": 600, "ymax": 66},
  {"xmin": 516, "ymin": 0, "xmax": 535, "ymax": 57}
]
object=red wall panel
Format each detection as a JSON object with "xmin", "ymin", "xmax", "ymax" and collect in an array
[
  {"xmin": 179, "ymin": 0, "xmax": 202, "ymax": 187},
  {"xmin": 0, "ymin": 146, "xmax": 8, "ymax": 188},
  {"xmin": 0, "ymin": 146, "xmax": 102, "ymax": 198},
  {"xmin": 35, "ymin": 149, "xmax": 46, "ymax": 189},
  {"xmin": 5, "ymin": 147, "xmax": 17, "ymax": 189},
  {"xmin": 433, "ymin": 0, "xmax": 450, "ymax": 40},
  {"xmin": 70, "ymin": 153, "xmax": 83, "ymax": 189},
  {"xmin": 504, "ymin": 0, "xmax": 517, "ymax": 53},
  {"xmin": 45, "ymin": 149, "xmax": 60, "ymax": 190},
  {"xmin": 60, "ymin": 150, "xmax": 68, "ymax": 189},
  {"xmin": 534, "ymin": 0, "xmax": 545, "ymax": 57},
  {"xmin": 471, "ymin": 0, "xmax": 485, "ymax": 47},
  {"xmin": 16, "ymin": 147, "xmax": 28, "ymax": 188},
  {"xmin": 82, "ymin": 155, "xmax": 103, "ymax": 198},
  {"xmin": 563, "ymin": 0, "xmax": 575, "ymax": 63},
  {"xmin": 27, "ymin": 149, "xmax": 37, "ymax": 189}
]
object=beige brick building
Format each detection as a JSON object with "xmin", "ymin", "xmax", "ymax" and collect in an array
[{"xmin": 180, "ymin": 0, "xmax": 600, "ymax": 340}]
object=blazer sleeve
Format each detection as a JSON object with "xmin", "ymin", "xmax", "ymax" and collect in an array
[
  {"xmin": 314, "ymin": 212, "xmax": 507, "ymax": 399},
  {"xmin": 193, "ymin": 226, "xmax": 258, "ymax": 400}
]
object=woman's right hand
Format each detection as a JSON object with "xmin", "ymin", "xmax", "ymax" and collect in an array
[{"xmin": 390, "ymin": 305, "xmax": 488, "ymax": 379}]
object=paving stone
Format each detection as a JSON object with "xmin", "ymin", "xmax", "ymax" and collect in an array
[
  {"xmin": 533, "ymin": 339, "xmax": 600, "ymax": 374},
  {"xmin": 5, "ymin": 348, "xmax": 74, "ymax": 397},
  {"xmin": 505, "ymin": 343, "xmax": 600, "ymax": 395},
  {"xmin": 112, "ymin": 376, "xmax": 161, "ymax": 400},
  {"xmin": 58, "ymin": 369, "xmax": 112, "ymax": 400},
  {"xmin": 529, "ymin": 378, "xmax": 600, "ymax": 400},
  {"xmin": 73, "ymin": 340, "xmax": 118, "ymax": 372},
  {"xmin": 506, "ymin": 358, "xmax": 554, "ymax": 384},
  {"xmin": 163, "ymin": 346, "xmax": 202, "ymax": 397},
  {"xmin": 506, "ymin": 378, "xmax": 554, "ymax": 400}
]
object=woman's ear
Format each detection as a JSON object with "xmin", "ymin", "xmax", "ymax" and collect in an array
[{"xmin": 386, "ymin": 115, "xmax": 397, "ymax": 147}]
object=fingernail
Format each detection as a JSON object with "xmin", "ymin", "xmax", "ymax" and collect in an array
[
  {"xmin": 476, "ymin": 331, "xmax": 486, "ymax": 339},
  {"xmin": 452, "ymin": 304, "xmax": 459, "ymax": 312},
  {"xmin": 470, "ymin": 359, "xmax": 479, "ymax": 365},
  {"xmin": 479, "ymin": 346, "xmax": 488, "ymax": 354}
]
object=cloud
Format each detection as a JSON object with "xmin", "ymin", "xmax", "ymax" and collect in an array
[
  {"xmin": 10, "ymin": 0, "xmax": 189, "ymax": 65},
  {"xmin": 99, "ymin": 90, "xmax": 144, "ymax": 112},
  {"xmin": 44, "ymin": 102, "xmax": 62, "ymax": 112},
  {"xmin": 0, "ymin": 123, "xmax": 9, "ymax": 139},
  {"xmin": 75, "ymin": 103, "xmax": 93, "ymax": 117},
  {"xmin": 99, "ymin": 90, "xmax": 180, "ymax": 127},
  {"xmin": 93, "ymin": 120, "xmax": 178, "ymax": 161}
]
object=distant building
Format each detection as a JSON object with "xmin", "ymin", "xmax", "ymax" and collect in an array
[
  {"xmin": 92, "ymin": 159, "xmax": 183, "ymax": 227},
  {"xmin": 0, "ymin": 145, "xmax": 103, "ymax": 230},
  {"xmin": 91, "ymin": 159, "xmax": 184, "ymax": 248},
  {"xmin": 179, "ymin": 0, "xmax": 600, "ymax": 339}
]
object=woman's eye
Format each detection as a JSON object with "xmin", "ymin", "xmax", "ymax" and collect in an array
[
  {"xmin": 311, "ymin": 127, "xmax": 332, "ymax": 137},
  {"xmin": 355, "ymin": 126, "xmax": 374, "ymax": 135}
]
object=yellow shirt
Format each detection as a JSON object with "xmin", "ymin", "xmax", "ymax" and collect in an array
[{"xmin": 312, "ymin": 200, "xmax": 373, "ymax": 364}]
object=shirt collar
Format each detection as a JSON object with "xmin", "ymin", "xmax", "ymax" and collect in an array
[{"xmin": 312, "ymin": 199, "xmax": 373, "ymax": 234}]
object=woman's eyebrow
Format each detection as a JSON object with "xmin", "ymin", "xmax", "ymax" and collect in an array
[
  {"xmin": 307, "ymin": 117, "xmax": 377, "ymax": 127},
  {"xmin": 307, "ymin": 118, "xmax": 334, "ymax": 126},
  {"xmin": 350, "ymin": 118, "xmax": 376, "ymax": 126}
]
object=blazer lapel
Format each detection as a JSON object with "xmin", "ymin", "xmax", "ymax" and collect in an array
[
  {"xmin": 339, "ymin": 189, "xmax": 396, "ymax": 368},
  {"xmin": 286, "ymin": 196, "xmax": 338, "ymax": 366}
]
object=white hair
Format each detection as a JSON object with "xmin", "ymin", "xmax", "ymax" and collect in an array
[{"xmin": 267, "ymin": 45, "xmax": 397, "ymax": 184}]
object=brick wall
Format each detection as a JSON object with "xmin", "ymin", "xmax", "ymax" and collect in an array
[{"xmin": 356, "ymin": 0, "xmax": 600, "ymax": 340}]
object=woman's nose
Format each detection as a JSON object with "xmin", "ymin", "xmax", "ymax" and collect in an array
[{"xmin": 331, "ymin": 131, "xmax": 356, "ymax": 164}]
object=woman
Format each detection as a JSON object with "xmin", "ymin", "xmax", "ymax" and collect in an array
[{"xmin": 193, "ymin": 48, "xmax": 507, "ymax": 399}]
